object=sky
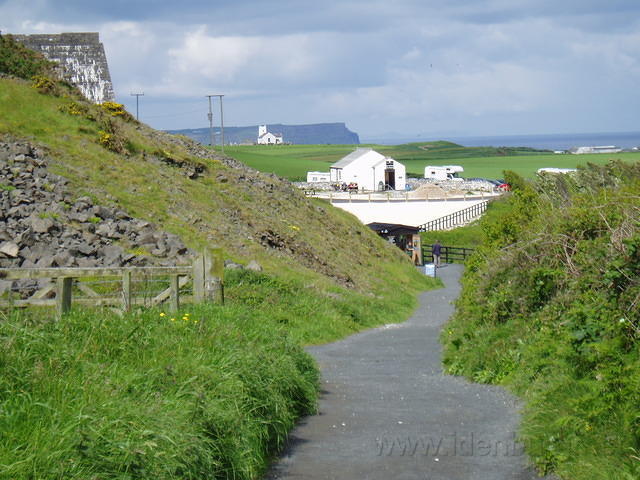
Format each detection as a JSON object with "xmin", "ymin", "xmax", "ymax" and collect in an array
[{"xmin": 1, "ymin": 0, "xmax": 639, "ymax": 141}]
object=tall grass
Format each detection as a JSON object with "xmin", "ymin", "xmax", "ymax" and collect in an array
[{"xmin": 0, "ymin": 291, "xmax": 317, "ymax": 478}]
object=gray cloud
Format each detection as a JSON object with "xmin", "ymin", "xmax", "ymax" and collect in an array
[{"xmin": 1, "ymin": 0, "xmax": 639, "ymax": 137}]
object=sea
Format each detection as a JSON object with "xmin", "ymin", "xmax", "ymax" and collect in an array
[{"xmin": 364, "ymin": 131, "xmax": 640, "ymax": 151}]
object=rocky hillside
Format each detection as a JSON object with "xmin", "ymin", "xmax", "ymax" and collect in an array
[
  {"xmin": 0, "ymin": 35, "xmax": 425, "ymax": 306},
  {"xmin": 0, "ymin": 140, "xmax": 190, "ymax": 268}
]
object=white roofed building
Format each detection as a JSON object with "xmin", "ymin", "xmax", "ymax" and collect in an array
[
  {"xmin": 329, "ymin": 148, "xmax": 406, "ymax": 191},
  {"xmin": 257, "ymin": 125, "xmax": 283, "ymax": 145}
]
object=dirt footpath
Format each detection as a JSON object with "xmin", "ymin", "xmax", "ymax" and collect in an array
[{"xmin": 266, "ymin": 264, "xmax": 554, "ymax": 480}]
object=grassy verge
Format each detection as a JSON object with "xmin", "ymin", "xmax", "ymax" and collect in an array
[{"xmin": 441, "ymin": 165, "xmax": 640, "ymax": 479}]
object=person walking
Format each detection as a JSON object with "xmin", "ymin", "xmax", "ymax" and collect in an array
[{"xmin": 432, "ymin": 240, "xmax": 442, "ymax": 268}]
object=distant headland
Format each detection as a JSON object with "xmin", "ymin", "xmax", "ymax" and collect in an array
[{"xmin": 168, "ymin": 122, "xmax": 360, "ymax": 146}]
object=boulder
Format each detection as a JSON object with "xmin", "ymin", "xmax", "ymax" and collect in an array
[{"xmin": 0, "ymin": 241, "xmax": 20, "ymax": 258}]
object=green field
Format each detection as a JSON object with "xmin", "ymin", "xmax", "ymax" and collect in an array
[{"xmin": 222, "ymin": 142, "xmax": 640, "ymax": 181}]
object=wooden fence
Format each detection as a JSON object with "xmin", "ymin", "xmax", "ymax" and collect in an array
[
  {"xmin": 0, "ymin": 249, "xmax": 224, "ymax": 317},
  {"xmin": 418, "ymin": 200, "xmax": 488, "ymax": 232},
  {"xmin": 423, "ymin": 245, "xmax": 475, "ymax": 265}
]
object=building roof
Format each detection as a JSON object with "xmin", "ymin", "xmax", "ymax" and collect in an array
[
  {"xmin": 367, "ymin": 222, "xmax": 420, "ymax": 236},
  {"xmin": 331, "ymin": 148, "xmax": 384, "ymax": 169}
]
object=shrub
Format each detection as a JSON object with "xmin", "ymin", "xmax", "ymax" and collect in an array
[{"xmin": 442, "ymin": 160, "xmax": 640, "ymax": 479}]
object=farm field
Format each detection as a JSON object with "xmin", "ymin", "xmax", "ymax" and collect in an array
[{"xmin": 222, "ymin": 142, "xmax": 640, "ymax": 180}]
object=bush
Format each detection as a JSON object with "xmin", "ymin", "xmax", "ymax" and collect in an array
[
  {"xmin": 442, "ymin": 160, "xmax": 640, "ymax": 479},
  {"xmin": 0, "ymin": 34, "xmax": 55, "ymax": 79}
]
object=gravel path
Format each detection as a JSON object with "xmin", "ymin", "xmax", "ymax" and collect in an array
[{"xmin": 266, "ymin": 264, "xmax": 554, "ymax": 480}]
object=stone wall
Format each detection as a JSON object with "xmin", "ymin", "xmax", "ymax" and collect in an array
[{"xmin": 13, "ymin": 32, "xmax": 115, "ymax": 104}]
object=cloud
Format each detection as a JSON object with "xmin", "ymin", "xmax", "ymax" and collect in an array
[{"xmin": 1, "ymin": 0, "xmax": 639, "ymax": 135}]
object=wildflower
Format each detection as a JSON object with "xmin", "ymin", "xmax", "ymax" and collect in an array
[
  {"xmin": 171, "ymin": 318, "xmax": 176, "ymax": 322},
  {"xmin": 159, "ymin": 312, "xmax": 166, "ymax": 317}
]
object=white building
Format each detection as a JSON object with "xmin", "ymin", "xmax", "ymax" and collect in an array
[
  {"xmin": 424, "ymin": 165, "xmax": 464, "ymax": 181},
  {"xmin": 569, "ymin": 145, "xmax": 621, "ymax": 154},
  {"xmin": 306, "ymin": 171, "xmax": 331, "ymax": 183},
  {"xmin": 257, "ymin": 125, "xmax": 283, "ymax": 145},
  {"xmin": 329, "ymin": 148, "xmax": 406, "ymax": 191}
]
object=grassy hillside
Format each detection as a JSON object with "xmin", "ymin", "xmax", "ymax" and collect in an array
[
  {"xmin": 223, "ymin": 141, "xmax": 640, "ymax": 181},
  {"xmin": 0, "ymin": 37, "xmax": 438, "ymax": 478},
  {"xmin": 442, "ymin": 166, "xmax": 640, "ymax": 479}
]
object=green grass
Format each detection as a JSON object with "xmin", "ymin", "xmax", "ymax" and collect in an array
[{"xmin": 221, "ymin": 141, "xmax": 640, "ymax": 181}]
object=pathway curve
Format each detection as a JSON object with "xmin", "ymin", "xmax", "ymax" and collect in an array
[{"xmin": 266, "ymin": 264, "xmax": 553, "ymax": 480}]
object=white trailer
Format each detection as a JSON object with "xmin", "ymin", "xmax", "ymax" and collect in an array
[
  {"xmin": 424, "ymin": 165, "xmax": 464, "ymax": 181},
  {"xmin": 306, "ymin": 171, "xmax": 331, "ymax": 183}
]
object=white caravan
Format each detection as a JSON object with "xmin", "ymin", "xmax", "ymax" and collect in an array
[{"xmin": 424, "ymin": 165, "xmax": 464, "ymax": 181}]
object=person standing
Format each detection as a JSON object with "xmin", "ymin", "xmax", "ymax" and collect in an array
[{"xmin": 432, "ymin": 240, "xmax": 442, "ymax": 267}]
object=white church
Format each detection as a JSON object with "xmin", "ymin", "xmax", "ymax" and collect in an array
[
  {"xmin": 307, "ymin": 148, "xmax": 406, "ymax": 191},
  {"xmin": 257, "ymin": 125, "xmax": 283, "ymax": 145}
]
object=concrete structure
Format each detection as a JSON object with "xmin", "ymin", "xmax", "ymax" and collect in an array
[
  {"xmin": 332, "ymin": 198, "xmax": 487, "ymax": 227},
  {"xmin": 13, "ymin": 32, "xmax": 115, "ymax": 104},
  {"xmin": 569, "ymin": 145, "xmax": 622, "ymax": 154},
  {"xmin": 257, "ymin": 125, "xmax": 283, "ymax": 144},
  {"xmin": 306, "ymin": 171, "xmax": 331, "ymax": 183},
  {"xmin": 537, "ymin": 168, "xmax": 577, "ymax": 174},
  {"xmin": 424, "ymin": 165, "xmax": 464, "ymax": 180},
  {"xmin": 329, "ymin": 148, "xmax": 406, "ymax": 191}
]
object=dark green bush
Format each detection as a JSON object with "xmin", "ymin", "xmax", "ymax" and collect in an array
[{"xmin": 443, "ymin": 161, "xmax": 640, "ymax": 479}]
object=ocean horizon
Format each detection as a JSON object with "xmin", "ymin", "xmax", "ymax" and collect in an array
[{"xmin": 364, "ymin": 131, "xmax": 640, "ymax": 151}]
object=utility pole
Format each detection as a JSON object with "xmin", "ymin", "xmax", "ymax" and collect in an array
[
  {"xmin": 205, "ymin": 95, "xmax": 215, "ymax": 147},
  {"xmin": 130, "ymin": 92, "xmax": 144, "ymax": 121},
  {"xmin": 214, "ymin": 94, "xmax": 225, "ymax": 153}
]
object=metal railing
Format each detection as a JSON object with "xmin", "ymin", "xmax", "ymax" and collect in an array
[
  {"xmin": 418, "ymin": 200, "xmax": 488, "ymax": 231},
  {"xmin": 423, "ymin": 245, "xmax": 475, "ymax": 265}
]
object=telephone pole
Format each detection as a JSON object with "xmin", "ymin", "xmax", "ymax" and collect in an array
[
  {"xmin": 130, "ymin": 92, "xmax": 144, "ymax": 121},
  {"xmin": 215, "ymin": 94, "xmax": 225, "ymax": 153},
  {"xmin": 205, "ymin": 95, "xmax": 215, "ymax": 147}
]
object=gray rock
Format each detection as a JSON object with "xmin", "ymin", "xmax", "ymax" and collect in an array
[
  {"xmin": 0, "ymin": 241, "xmax": 20, "ymax": 258},
  {"xmin": 35, "ymin": 255, "xmax": 55, "ymax": 268},
  {"xmin": 225, "ymin": 261, "xmax": 244, "ymax": 270},
  {"xmin": 29, "ymin": 215, "xmax": 55, "ymax": 234},
  {"xmin": 246, "ymin": 260, "xmax": 263, "ymax": 272},
  {"xmin": 99, "ymin": 245, "xmax": 122, "ymax": 266},
  {"xmin": 77, "ymin": 243, "xmax": 96, "ymax": 256},
  {"xmin": 53, "ymin": 250, "xmax": 72, "ymax": 267}
]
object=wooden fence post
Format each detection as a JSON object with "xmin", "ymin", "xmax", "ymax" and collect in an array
[
  {"xmin": 192, "ymin": 253, "xmax": 205, "ymax": 303},
  {"xmin": 56, "ymin": 277, "xmax": 72, "ymax": 318},
  {"xmin": 169, "ymin": 274, "xmax": 180, "ymax": 312},
  {"xmin": 122, "ymin": 270, "xmax": 132, "ymax": 313},
  {"xmin": 204, "ymin": 248, "xmax": 224, "ymax": 305}
]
